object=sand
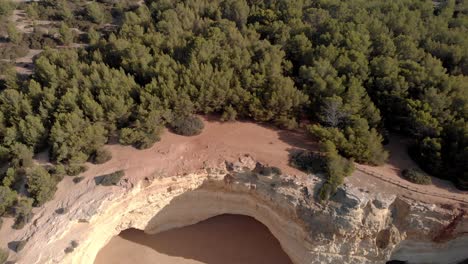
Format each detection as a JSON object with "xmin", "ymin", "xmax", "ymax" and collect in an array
[{"xmin": 94, "ymin": 214, "xmax": 293, "ymax": 264}]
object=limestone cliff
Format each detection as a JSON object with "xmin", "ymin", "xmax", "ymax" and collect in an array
[{"xmin": 3, "ymin": 157, "xmax": 468, "ymax": 264}]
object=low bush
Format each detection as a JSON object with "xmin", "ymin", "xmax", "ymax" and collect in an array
[
  {"xmin": 12, "ymin": 197, "xmax": 33, "ymax": 230},
  {"xmin": 66, "ymin": 164, "xmax": 88, "ymax": 176},
  {"xmin": 289, "ymin": 150, "xmax": 325, "ymax": 173},
  {"xmin": 254, "ymin": 163, "xmax": 282, "ymax": 176},
  {"xmin": 96, "ymin": 170, "xmax": 125, "ymax": 186},
  {"xmin": 0, "ymin": 43, "xmax": 29, "ymax": 60},
  {"xmin": 0, "ymin": 248, "xmax": 8, "ymax": 264},
  {"xmin": 318, "ymin": 182, "xmax": 334, "ymax": 201},
  {"xmin": 402, "ymin": 169, "xmax": 432, "ymax": 185},
  {"xmin": 13, "ymin": 213, "xmax": 32, "ymax": 230},
  {"xmin": 119, "ymin": 128, "xmax": 160, "ymax": 150},
  {"xmin": 64, "ymin": 240, "xmax": 79, "ymax": 254},
  {"xmin": 45, "ymin": 164, "xmax": 65, "ymax": 182},
  {"xmin": 170, "ymin": 116, "xmax": 204, "ymax": 136},
  {"xmin": 71, "ymin": 240, "xmax": 79, "ymax": 248},
  {"xmin": 91, "ymin": 148, "xmax": 112, "ymax": 164},
  {"xmin": 73, "ymin": 176, "xmax": 85, "ymax": 184},
  {"xmin": 55, "ymin": 207, "xmax": 68, "ymax": 214},
  {"xmin": 26, "ymin": 166, "xmax": 57, "ymax": 206},
  {"xmin": 0, "ymin": 186, "xmax": 17, "ymax": 216},
  {"xmin": 15, "ymin": 240, "xmax": 27, "ymax": 252},
  {"xmin": 64, "ymin": 246, "xmax": 74, "ymax": 254}
]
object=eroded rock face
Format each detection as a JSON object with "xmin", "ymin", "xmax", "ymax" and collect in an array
[{"xmin": 4, "ymin": 158, "xmax": 468, "ymax": 264}]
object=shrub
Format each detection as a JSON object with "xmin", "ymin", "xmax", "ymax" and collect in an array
[
  {"xmin": 308, "ymin": 119, "xmax": 388, "ymax": 166},
  {"xmin": 318, "ymin": 141, "xmax": 355, "ymax": 201},
  {"xmin": 64, "ymin": 240, "xmax": 79, "ymax": 254},
  {"xmin": 12, "ymin": 197, "xmax": 33, "ymax": 230},
  {"xmin": 0, "ymin": 186, "xmax": 17, "ymax": 216},
  {"xmin": 402, "ymin": 169, "xmax": 432, "ymax": 185},
  {"xmin": 254, "ymin": 163, "xmax": 282, "ymax": 176},
  {"xmin": 289, "ymin": 150, "xmax": 325, "ymax": 173},
  {"xmin": 0, "ymin": 43, "xmax": 29, "ymax": 60},
  {"xmin": 91, "ymin": 148, "xmax": 112, "ymax": 164},
  {"xmin": 119, "ymin": 128, "xmax": 159, "ymax": 149},
  {"xmin": 318, "ymin": 182, "xmax": 334, "ymax": 201},
  {"xmin": 221, "ymin": 106, "xmax": 237, "ymax": 121},
  {"xmin": 73, "ymin": 176, "xmax": 85, "ymax": 184},
  {"xmin": 0, "ymin": 248, "xmax": 8, "ymax": 264},
  {"xmin": 71, "ymin": 240, "xmax": 79, "ymax": 248},
  {"xmin": 64, "ymin": 246, "xmax": 74, "ymax": 254},
  {"xmin": 96, "ymin": 170, "xmax": 125, "ymax": 186},
  {"xmin": 66, "ymin": 164, "xmax": 88, "ymax": 176},
  {"xmin": 50, "ymin": 164, "xmax": 66, "ymax": 181},
  {"xmin": 15, "ymin": 240, "xmax": 27, "ymax": 252},
  {"xmin": 170, "ymin": 116, "xmax": 204, "ymax": 136},
  {"xmin": 133, "ymin": 134, "xmax": 160, "ymax": 150},
  {"xmin": 13, "ymin": 213, "xmax": 32, "ymax": 230},
  {"xmin": 26, "ymin": 166, "xmax": 57, "ymax": 206},
  {"xmin": 55, "ymin": 207, "xmax": 68, "ymax": 214},
  {"xmin": 86, "ymin": 2, "xmax": 106, "ymax": 24},
  {"xmin": 0, "ymin": 0, "xmax": 15, "ymax": 17},
  {"xmin": 270, "ymin": 166, "xmax": 282, "ymax": 175}
]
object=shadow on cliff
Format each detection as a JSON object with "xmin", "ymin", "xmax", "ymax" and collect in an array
[
  {"xmin": 111, "ymin": 184, "xmax": 293, "ymax": 264},
  {"xmin": 116, "ymin": 213, "xmax": 293, "ymax": 264}
]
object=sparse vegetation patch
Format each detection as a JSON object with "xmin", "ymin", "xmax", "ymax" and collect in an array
[
  {"xmin": 289, "ymin": 150, "xmax": 325, "ymax": 174},
  {"xmin": 91, "ymin": 148, "xmax": 112, "ymax": 165},
  {"xmin": 96, "ymin": 170, "xmax": 125, "ymax": 186},
  {"xmin": 402, "ymin": 169, "xmax": 432, "ymax": 185},
  {"xmin": 0, "ymin": 248, "xmax": 8, "ymax": 264},
  {"xmin": 170, "ymin": 116, "xmax": 205, "ymax": 136}
]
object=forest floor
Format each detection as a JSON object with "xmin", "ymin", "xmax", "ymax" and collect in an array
[
  {"xmin": 8, "ymin": 2, "xmax": 87, "ymax": 75},
  {"xmin": 8, "ymin": 6, "xmax": 49, "ymax": 74}
]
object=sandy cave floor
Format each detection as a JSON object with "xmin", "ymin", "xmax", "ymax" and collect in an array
[{"xmin": 94, "ymin": 214, "xmax": 293, "ymax": 264}]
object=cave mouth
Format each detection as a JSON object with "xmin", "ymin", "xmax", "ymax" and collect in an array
[{"xmin": 94, "ymin": 214, "xmax": 293, "ymax": 264}]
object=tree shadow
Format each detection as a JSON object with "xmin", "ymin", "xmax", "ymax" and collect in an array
[
  {"xmin": 93, "ymin": 175, "xmax": 105, "ymax": 185},
  {"xmin": 278, "ymin": 129, "xmax": 319, "ymax": 151}
]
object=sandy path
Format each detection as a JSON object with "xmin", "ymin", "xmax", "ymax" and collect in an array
[
  {"xmin": 348, "ymin": 134, "xmax": 468, "ymax": 205},
  {"xmin": 94, "ymin": 214, "xmax": 293, "ymax": 264}
]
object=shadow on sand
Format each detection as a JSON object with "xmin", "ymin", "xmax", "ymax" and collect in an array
[
  {"xmin": 94, "ymin": 177, "xmax": 295, "ymax": 264},
  {"xmin": 114, "ymin": 214, "xmax": 292, "ymax": 264}
]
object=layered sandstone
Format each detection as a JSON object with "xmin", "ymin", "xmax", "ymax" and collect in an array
[{"xmin": 2, "ymin": 156, "xmax": 467, "ymax": 264}]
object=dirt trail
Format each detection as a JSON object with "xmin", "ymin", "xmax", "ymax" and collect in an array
[{"xmin": 348, "ymin": 134, "xmax": 468, "ymax": 205}]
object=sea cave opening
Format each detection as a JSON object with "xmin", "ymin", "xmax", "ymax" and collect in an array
[{"xmin": 94, "ymin": 214, "xmax": 293, "ymax": 264}]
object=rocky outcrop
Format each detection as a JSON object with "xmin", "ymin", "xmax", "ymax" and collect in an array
[{"xmin": 4, "ymin": 157, "xmax": 468, "ymax": 264}]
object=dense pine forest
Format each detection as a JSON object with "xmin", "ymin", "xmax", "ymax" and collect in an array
[{"xmin": 0, "ymin": 0, "xmax": 467, "ymax": 228}]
